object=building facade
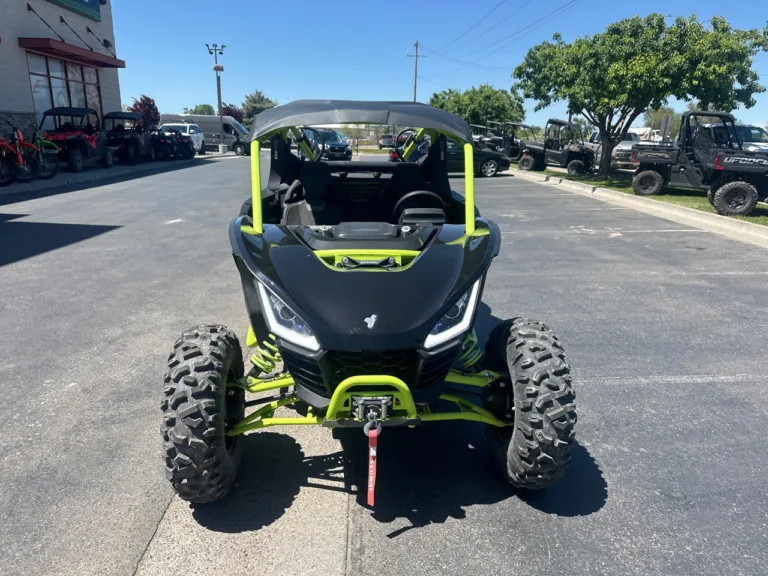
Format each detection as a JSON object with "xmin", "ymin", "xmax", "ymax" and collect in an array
[{"xmin": 0, "ymin": 0, "xmax": 124, "ymax": 136}]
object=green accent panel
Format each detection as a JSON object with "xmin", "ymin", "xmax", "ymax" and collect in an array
[
  {"xmin": 326, "ymin": 375, "xmax": 419, "ymax": 420},
  {"xmin": 45, "ymin": 0, "xmax": 102, "ymax": 21}
]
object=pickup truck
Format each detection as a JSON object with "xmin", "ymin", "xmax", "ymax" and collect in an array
[{"xmin": 586, "ymin": 131, "xmax": 642, "ymax": 169}]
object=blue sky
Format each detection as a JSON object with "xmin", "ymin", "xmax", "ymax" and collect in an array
[{"xmin": 113, "ymin": 0, "xmax": 768, "ymax": 127}]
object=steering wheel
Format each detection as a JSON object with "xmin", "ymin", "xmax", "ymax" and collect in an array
[
  {"xmin": 393, "ymin": 128, "xmax": 418, "ymax": 162},
  {"xmin": 300, "ymin": 127, "xmax": 325, "ymax": 162},
  {"xmin": 393, "ymin": 190, "xmax": 446, "ymax": 223}
]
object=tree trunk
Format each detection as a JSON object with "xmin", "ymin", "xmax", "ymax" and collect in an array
[{"xmin": 597, "ymin": 127, "xmax": 615, "ymax": 179}]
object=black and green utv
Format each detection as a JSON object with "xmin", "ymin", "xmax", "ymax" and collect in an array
[{"xmin": 161, "ymin": 100, "xmax": 577, "ymax": 506}]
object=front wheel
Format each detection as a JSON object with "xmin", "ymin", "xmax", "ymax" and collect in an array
[
  {"xmin": 14, "ymin": 154, "xmax": 40, "ymax": 182},
  {"xmin": 39, "ymin": 154, "xmax": 60, "ymax": 180},
  {"xmin": 479, "ymin": 159, "xmax": 499, "ymax": 177},
  {"xmin": 566, "ymin": 159, "xmax": 586, "ymax": 176},
  {"xmin": 484, "ymin": 318, "xmax": 576, "ymax": 490},
  {"xmin": 161, "ymin": 324, "xmax": 245, "ymax": 503},
  {"xmin": 632, "ymin": 170, "xmax": 663, "ymax": 196},
  {"xmin": 126, "ymin": 144, "xmax": 138, "ymax": 165},
  {"xmin": 712, "ymin": 181, "xmax": 759, "ymax": 217},
  {"xmin": 100, "ymin": 148, "xmax": 114, "ymax": 168}
]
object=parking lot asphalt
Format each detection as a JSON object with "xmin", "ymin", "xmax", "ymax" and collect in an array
[{"xmin": 1, "ymin": 158, "xmax": 766, "ymax": 576}]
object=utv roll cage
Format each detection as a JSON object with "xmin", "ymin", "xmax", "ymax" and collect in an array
[{"xmin": 246, "ymin": 100, "xmax": 478, "ymax": 235}]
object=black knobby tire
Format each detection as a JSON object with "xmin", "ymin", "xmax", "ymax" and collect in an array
[
  {"xmin": 518, "ymin": 155, "xmax": 535, "ymax": 171},
  {"xmin": 39, "ymin": 154, "xmax": 60, "ymax": 180},
  {"xmin": 126, "ymin": 144, "xmax": 138, "ymax": 165},
  {"xmin": 199, "ymin": 141, "xmax": 206, "ymax": 155},
  {"xmin": 484, "ymin": 318, "xmax": 576, "ymax": 490},
  {"xmin": 160, "ymin": 146, "xmax": 172, "ymax": 161},
  {"xmin": 0, "ymin": 157, "xmax": 15, "ymax": 186},
  {"xmin": 712, "ymin": 181, "xmax": 759, "ymax": 217},
  {"xmin": 567, "ymin": 159, "xmax": 586, "ymax": 176},
  {"xmin": 67, "ymin": 148, "xmax": 84, "ymax": 173},
  {"xmin": 161, "ymin": 324, "xmax": 245, "ymax": 503},
  {"xmin": 14, "ymin": 154, "xmax": 40, "ymax": 182},
  {"xmin": 148, "ymin": 145, "xmax": 156, "ymax": 162},
  {"xmin": 101, "ymin": 148, "xmax": 114, "ymax": 168},
  {"xmin": 632, "ymin": 170, "xmax": 663, "ymax": 195}
]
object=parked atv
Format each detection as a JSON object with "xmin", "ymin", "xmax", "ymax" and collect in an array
[
  {"xmin": 41, "ymin": 107, "xmax": 116, "ymax": 173},
  {"xmin": 161, "ymin": 100, "xmax": 577, "ymax": 508},
  {"xmin": 152, "ymin": 127, "xmax": 195, "ymax": 160},
  {"xmin": 631, "ymin": 111, "xmax": 768, "ymax": 216},
  {"xmin": 104, "ymin": 111, "xmax": 155, "ymax": 165},
  {"xmin": 518, "ymin": 119, "xmax": 594, "ymax": 175}
]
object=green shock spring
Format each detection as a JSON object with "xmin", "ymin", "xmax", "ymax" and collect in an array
[
  {"xmin": 458, "ymin": 330, "xmax": 483, "ymax": 370},
  {"xmin": 249, "ymin": 334, "xmax": 282, "ymax": 375}
]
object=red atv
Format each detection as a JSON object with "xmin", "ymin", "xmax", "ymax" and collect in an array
[{"xmin": 41, "ymin": 107, "xmax": 117, "ymax": 173}]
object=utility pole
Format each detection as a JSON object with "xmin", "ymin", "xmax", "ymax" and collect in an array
[
  {"xmin": 407, "ymin": 41, "xmax": 421, "ymax": 102},
  {"xmin": 206, "ymin": 43, "xmax": 226, "ymax": 152}
]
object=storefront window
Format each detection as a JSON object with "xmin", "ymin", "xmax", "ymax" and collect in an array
[{"xmin": 27, "ymin": 53, "xmax": 103, "ymax": 120}]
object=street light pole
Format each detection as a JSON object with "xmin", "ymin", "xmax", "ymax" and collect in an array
[{"xmin": 206, "ymin": 43, "xmax": 226, "ymax": 152}]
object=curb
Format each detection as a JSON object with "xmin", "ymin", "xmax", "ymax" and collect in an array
[
  {"xmin": 0, "ymin": 154, "xmax": 244, "ymax": 202},
  {"xmin": 510, "ymin": 169, "xmax": 768, "ymax": 249}
]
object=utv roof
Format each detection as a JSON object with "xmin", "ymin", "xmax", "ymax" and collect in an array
[
  {"xmin": 548, "ymin": 119, "xmax": 581, "ymax": 129},
  {"xmin": 250, "ymin": 100, "xmax": 474, "ymax": 143},
  {"xmin": 682, "ymin": 110, "xmax": 735, "ymax": 120},
  {"xmin": 103, "ymin": 111, "xmax": 143, "ymax": 120},
  {"xmin": 43, "ymin": 107, "xmax": 98, "ymax": 116}
]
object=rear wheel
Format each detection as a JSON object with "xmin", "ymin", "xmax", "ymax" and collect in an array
[
  {"xmin": 567, "ymin": 159, "xmax": 586, "ymax": 176},
  {"xmin": 148, "ymin": 145, "xmax": 156, "ymax": 162},
  {"xmin": 712, "ymin": 181, "xmax": 759, "ymax": 217},
  {"xmin": 67, "ymin": 148, "xmax": 84, "ymax": 173},
  {"xmin": 484, "ymin": 318, "xmax": 576, "ymax": 490},
  {"xmin": 159, "ymin": 146, "xmax": 172, "ymax": 161},
  {"xmin": 632, "ymin": 170, "xmax": 663, "ymax": 195},
  {"xmin": 198, "ymin": 141, "xmax": 206, "ymax": 155},
  {"xmin": 161, "ymin": 324, "xmax": 245, "ymax": 503},
  {"xmin": 518, "ymin": 155, "xmax": 535, "ymax": 171},
  {"xmin": 234, "ymin": 143, "xmax": 246, "ymax": 156}
]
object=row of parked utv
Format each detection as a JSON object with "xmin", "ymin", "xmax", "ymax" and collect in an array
[
  {"xmin": 471, "ymin": 112, "xmax": 768, "ymax": 218},
  {"xmin": 0, "ymin": 106, "xmax": 200, "ymax": 187}
]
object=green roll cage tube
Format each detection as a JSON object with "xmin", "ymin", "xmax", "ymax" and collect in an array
[{"xmin": 233, "ymin": 124, "xmax": 501, "ymax": 433}]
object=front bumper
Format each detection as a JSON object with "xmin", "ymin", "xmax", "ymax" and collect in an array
[{"xmin": 278, "ymin": 338, "xmax": 460, "ymax": 408}]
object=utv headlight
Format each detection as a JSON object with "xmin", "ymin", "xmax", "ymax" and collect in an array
[
  {"xmin": 256, "ymin": 282, "xmax": 320, "ymax": 352},
  {"xmin": 424, "ymin": 279, "xmax": 482, "ymax": 349}
]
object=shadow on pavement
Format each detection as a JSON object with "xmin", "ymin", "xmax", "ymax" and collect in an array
[
  {"xmin": 0, "ymin": 214, "xmax": 120, "ymax": 267},
  {"xmin": 0, "ymin": 158, "xmax": 220, "ymax": 206},
  {"xmin": 191, "ymin": 432, "xmax": 354, "ymax": 533}
]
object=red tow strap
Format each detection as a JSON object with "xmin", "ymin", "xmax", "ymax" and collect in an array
[{"xmin": 367, "ymin": 427, "xmax": 378, "ymax": 506}]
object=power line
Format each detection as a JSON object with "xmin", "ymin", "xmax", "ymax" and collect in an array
[
  {"xmin": 425, "ymin": 0, "xmax": 582, "ymax": 76},
  {"xmin": 461, "ymin": 0, "xmax": 582, "ymax": 60},
  {"xmin": 441, "ymin": 0, "xmax": 536, "ymax": 55},
  {"xmin": 433, "ymin": 0, "xmax": 508, "ymax": 53},
  {"xmin": 420, "ymin": 44, "xmax": 511, "ymax": 72}
]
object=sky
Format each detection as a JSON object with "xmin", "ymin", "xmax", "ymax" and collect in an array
[{"xmin": 113, "ymin": 0, "xmax": 768, "ymax": 128}]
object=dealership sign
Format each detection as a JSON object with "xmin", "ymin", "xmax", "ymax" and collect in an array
[{"xmin": 46, "ymin": 0, "xmax": 102, "ymax": 22}]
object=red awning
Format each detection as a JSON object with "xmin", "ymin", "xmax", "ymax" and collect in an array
[{"xmin": 18, "ymin": 37, "xmax": 125, "ymax": 68}]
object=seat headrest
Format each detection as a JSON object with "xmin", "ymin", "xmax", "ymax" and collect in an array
[{"xmin": 301, "ymin": 162, "xmax": 333, "ymax": 200}]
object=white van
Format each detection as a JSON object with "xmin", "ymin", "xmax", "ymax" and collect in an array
[{"xmin": 158, "ymin": 114, "xmax": 250, "ymax": 154}]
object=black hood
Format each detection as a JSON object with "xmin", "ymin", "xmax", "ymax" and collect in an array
[{"xmin": 231, "ymin": 220, "xmax": 500, "ymax": 351}]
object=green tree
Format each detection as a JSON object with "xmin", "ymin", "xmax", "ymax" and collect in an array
[
  {"xmin": 513, "ymin": 14, "xmax": 767, "ymax": 177},
  {"xmin": 643, "ymin": 106, "xmax": 682, "ymax": 139},
  {"xmin": 428, "ymin": 84, "xmax": 525, "ymax": 126},
  {"xmin": 183, "ymin": 104, "xmax": 215, "ymax": 115},
  {"xmin": 242, "ymin": 90, "xmax": 277, "ymax": 127}
]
